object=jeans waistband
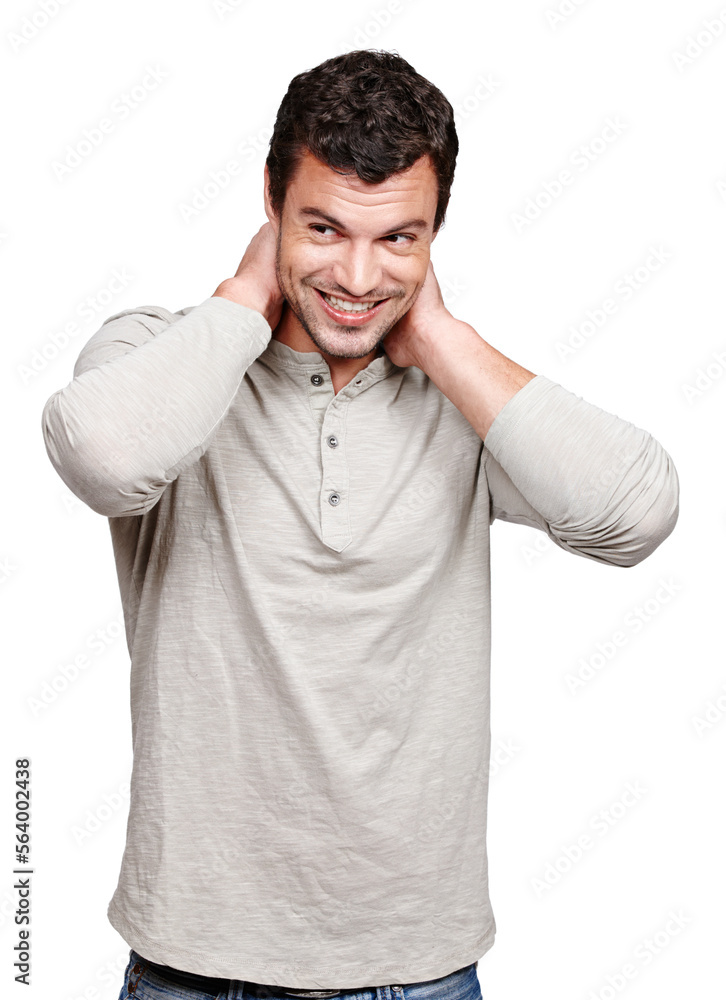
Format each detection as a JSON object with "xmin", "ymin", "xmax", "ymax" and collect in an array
[
  {"xmin": 148, "ymin": 965, "xmax": 345, "ymax": 996},
  {"xmin": 249, "ymin": 988, "xmax": 343, "ymax": 998},
  {"xmin": 136, "ymin": 951, "xmax": 474, "ymax": 998}
]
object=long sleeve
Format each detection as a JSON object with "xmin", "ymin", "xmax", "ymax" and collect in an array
[
  {"xmin": 482, "ymin": 375, "xmax": 679, "ymax": 567},
  {"xmin": 41, "ymin": 295, "xmax": 272, "ymax": 517}
]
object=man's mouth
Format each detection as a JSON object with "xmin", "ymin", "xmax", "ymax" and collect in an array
[
  {"xmin": 321, "ymin": 292, "xmax": 380, "ymax": 313},
  {"xmin": 314, "ymin": 288, "xmax": 389, "ymax": 325}
]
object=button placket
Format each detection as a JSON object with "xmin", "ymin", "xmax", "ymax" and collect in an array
[
  {"xmin": 319, "ymin": 400, "xmax": 350, "ymax": 552},
  {"xmin": 305, "ymin": 368, "xmax": 335, "ymax": 424}
]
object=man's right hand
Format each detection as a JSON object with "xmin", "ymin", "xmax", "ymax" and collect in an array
[{"xmin": 212, "ymin": 223, "xmax": 285, "ymax": 330}]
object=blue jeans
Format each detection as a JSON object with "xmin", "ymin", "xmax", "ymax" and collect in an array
[{"xmin": 117, "ymin": 948, "xmax": 482, "ymax": 1000}]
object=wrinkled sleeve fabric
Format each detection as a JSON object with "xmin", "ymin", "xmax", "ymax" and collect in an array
[
  {"xmin": 482, "ymin": 374, "xmax": 679, "ymax": 567},
  {"xmin": 41, "ymin": 295, "xmax": 272, "ymax": 517}
]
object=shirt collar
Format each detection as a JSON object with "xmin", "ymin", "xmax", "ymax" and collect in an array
[{"xmin": 259, "ymin": 336, "xmax": 399, "ymax": 383}]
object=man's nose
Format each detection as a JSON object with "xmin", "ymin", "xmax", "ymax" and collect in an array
[{"xmin": 331, "ymin": 242, "xmax": 382, "ymax": 298}]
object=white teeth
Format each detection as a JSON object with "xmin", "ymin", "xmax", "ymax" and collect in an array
[{"xmin": 321, "ymin": 292, "xmax": 378, "ymax": 313}]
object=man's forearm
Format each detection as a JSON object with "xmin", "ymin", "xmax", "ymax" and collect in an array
[
  {"xmin": 412, "ymin": 316, "xmax": 678, "ymax": 565},
  {"xmin": 414, "ymin": 317, "xmax": 536, "ymax": 440}
]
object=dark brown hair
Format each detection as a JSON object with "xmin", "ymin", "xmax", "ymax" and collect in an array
[{"xmin": 266, "ymin": 50, "xmax": 458, "ymax": 233}]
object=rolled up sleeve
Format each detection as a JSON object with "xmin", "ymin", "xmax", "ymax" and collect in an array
[{"xmin": 482, "ymin": 375, "xmax": 679, "ymax": 567}]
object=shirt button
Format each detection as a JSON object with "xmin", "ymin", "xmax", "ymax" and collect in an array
[
  {"xmin": 328, "ymin": 492, "xmax": 341, "ymax": 506},
  {"xmin": 327, "ymin": 435, "xmax": 338, "ymax": 448},
  {"xmin": 311, "ymin": 373, "xmax": 324, "ymax": 386}
]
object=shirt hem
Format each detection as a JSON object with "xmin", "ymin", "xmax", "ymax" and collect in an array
[{"xmin": 107, "ymin": 900, "xmax": 496, "ymax": 988}]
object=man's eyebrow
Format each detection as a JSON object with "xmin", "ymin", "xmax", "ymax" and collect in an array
[{"xmin": 299, "ymin": 207, "xmax": 429, "ymax": 235}]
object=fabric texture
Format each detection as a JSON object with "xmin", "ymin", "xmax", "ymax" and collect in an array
[{"xmin": 42, "ymin": 295, "xmax": 679, "ymax": 988}]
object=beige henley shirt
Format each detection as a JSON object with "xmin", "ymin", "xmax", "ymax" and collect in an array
[{"xmin": 41, "ymin": 295, "xmax": 679, "ymax": 988}]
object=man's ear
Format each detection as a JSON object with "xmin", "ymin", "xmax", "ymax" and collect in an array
[{"xmin": 263, "ymin": 164, "xmax": 279, "ymax": 232}]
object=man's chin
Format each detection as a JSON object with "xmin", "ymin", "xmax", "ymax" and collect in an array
[
  {"xmin": 283, "ymin": 291, "xmax": 400, "ymax": 359},
  {"xmin": 313, "ymin": 334, "xmax": 382, "ymax": 360},
  {"xmin": 300, "ymin": 315, "xmax": 389, "ymax": 359}
]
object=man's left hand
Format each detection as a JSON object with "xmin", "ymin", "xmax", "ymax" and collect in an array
[{"xmin": 381, "ymin": 259, "xmax": 450, "ymax": 369}]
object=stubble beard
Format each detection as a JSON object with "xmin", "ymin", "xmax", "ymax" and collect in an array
[{"xmin": 274, "ymin": 229, "xmax": 406, "ymax": 360}]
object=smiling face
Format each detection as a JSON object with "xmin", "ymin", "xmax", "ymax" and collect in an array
[{"xmin": 264, "ymin": 149, "xmax": 439, "ymax": 360}]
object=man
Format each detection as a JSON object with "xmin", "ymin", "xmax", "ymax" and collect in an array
[{"xmin": 41, "ymin": 50, "xmax": 679, "ymax": 1000}]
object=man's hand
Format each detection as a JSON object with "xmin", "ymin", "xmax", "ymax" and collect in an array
[
  {"xmin": 212, "ymin": 223, "xmax": 285, "ymax": 330},
  {"xmin": 381, "ymin": 259, "xmax": 451, "ymax": 370},
  {"xmin": 383, "ymin": 256, "xmax": 536, "ymax": 439}
]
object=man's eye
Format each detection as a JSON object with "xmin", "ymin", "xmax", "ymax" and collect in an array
[
  {"xmin": 384, "ymin": 234, "xmax": 413, "ymax": 245},
  {"xmin": 311, "ymin": 224, "xmax": 337, "ymax": 236}
]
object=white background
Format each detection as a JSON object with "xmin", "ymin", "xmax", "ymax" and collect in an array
[{"xmin": 2, "ymin": 0, "xmax": 724, "ymax": 998}]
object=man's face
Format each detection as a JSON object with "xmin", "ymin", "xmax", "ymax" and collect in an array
[{"xmin": 265, "ymin": 149, "xmax": 439, "ymax": 360}]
